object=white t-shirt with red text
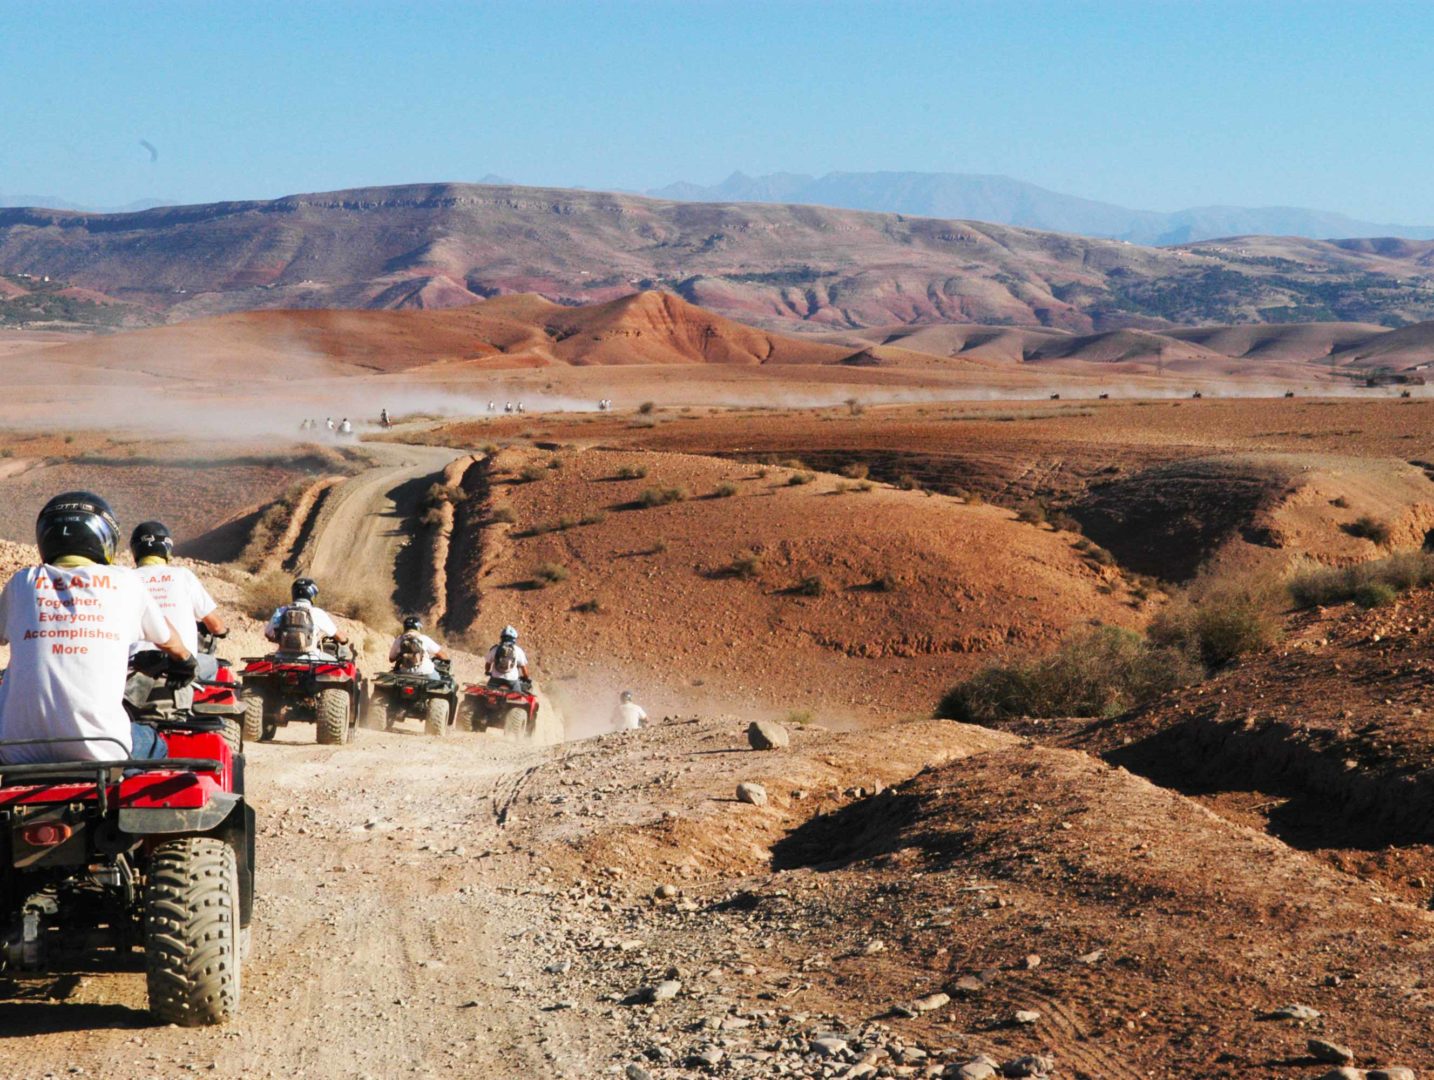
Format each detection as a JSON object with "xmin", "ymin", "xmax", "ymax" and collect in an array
[
  {"xmin": 0, "ymin": 564, "xmax": 172, "ymax": 763},
  {"xmin": 133, "ymin": 563, "xmax": 217, "ymax": 656}
]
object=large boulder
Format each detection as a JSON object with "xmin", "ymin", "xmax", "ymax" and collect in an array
[{"xmin": 747, "ymin": 720, "xmax": 790, "ymax": 750}]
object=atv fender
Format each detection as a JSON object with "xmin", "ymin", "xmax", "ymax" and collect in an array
[{"xmin": 119, "ymin": 791, "xmax": 241, "ymax": 836}]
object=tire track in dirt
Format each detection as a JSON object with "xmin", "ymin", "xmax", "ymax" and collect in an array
[{"xmin": 1023, "ymin": 992, "xmax": 1144, "ymax": 1080}]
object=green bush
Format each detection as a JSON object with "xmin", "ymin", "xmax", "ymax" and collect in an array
[
  {"xmin": 1354, "ymin": 582, "xmax": 1398, "ymax": 609},
  {"xmin": 1148, "ymin": 577, "xmax": 1282, "ymax": 669},
  {"xmin": 937, "ymin": 626, "xmax": 1201, "ymax": 723},
  {"xmin": 1288, "ymin": 551, "xmax": 1434, "ymax": 608}
]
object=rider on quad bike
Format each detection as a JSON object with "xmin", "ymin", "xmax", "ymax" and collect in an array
[
  {"xmin": 367, "ymin": 617, "xmax": 458, "ymax": 735},
  {"xmin": 484, "ymin": 625, "xmax": 529, "ymax": 691},
  {"xmin": 0, "ymin": 493, "xmax": 199, "ymax": 764},
  {"xmin": 389, "ymin": 615, "xmax": 449, "ymax": 676},
  {"xmin": 0, "ymin": 493, "xmax": 254, "ymax": 1026},
  {"xmin": 129, "ymin": 520, "xmax": 226, "ymax": 683},
  {"xmin": 264, "ymin": 577, "xmax": 347, "ymax": 658}
]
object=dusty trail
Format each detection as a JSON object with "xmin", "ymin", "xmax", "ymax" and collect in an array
[
  {"xmin": 0, "ymin": 733, "xmax": 584, "ymax": 1078},
  {"xmin": 296, "ymin": 442, "xmax": 464, "ymax": 605}
]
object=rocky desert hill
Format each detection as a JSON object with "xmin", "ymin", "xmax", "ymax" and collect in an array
[{"xmin": 7, "ymin": 182, "xmax": 1434, "ymax": 333}]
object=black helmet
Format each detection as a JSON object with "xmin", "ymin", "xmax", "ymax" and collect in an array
[
  {"xmin": 37, "ymin": 491, "xmax": 121, "ymax": 565},
  {"xmin": 291, "ymin": 577, "xmax": 319, "ymax": 602},
  {"xmin": 402, "ymin": 615, "xmax": 422, "ymax": 632},
  {"xmin": 130, "ymin": 520, "xmax": 173, "ymax": 563}
]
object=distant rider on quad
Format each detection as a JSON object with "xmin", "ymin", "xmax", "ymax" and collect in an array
[
  {"xmin": 612, "ymin": 689, "xmax": 648, "ymax": 731},
  {"xmin": 0, "ymin": 492, "xmax": 198, "ymax": 764},
  {"xmin": 389, "ymin": 615, "xmax": 449, "ymax": 677},
  {"xmin": 265, "ymin": 577, "xmax": 349, "ymax": 658},
  {"xmin": 129, "ymin": 520, "xmax": 226, "ymax": 682},
  {"xmin": 484, "ymin": 625, "xmax": 530, "ymax": 690}
]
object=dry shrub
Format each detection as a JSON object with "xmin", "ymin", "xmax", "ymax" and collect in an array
[
  {"xmin": 1287, "ymin": 550, "xmax": 1434, "ymax": 609},
  {"xmin": 326, "ymin": 584, "xmax": 400, "ymax": 634},
  {"xmin": 516, "ymin": 465, "xmax": 547, "ymax": 484},
  {"xmin": 1343, "ymin": 515, "xmax": 1392, "ymax": 544},
  {"xmin": 1148, "ymin": 572, "xmax": 1283, "ymax": 669},
  {"xmin": 1016, "ymin": 503, "xmax": 1048, "ymax": 525},
  {"xmin": 614, "ymin": 464, "xmax": 648, "ymax": 480},
  {"xmin": 727, "ymin": 551, "xmax": 764, "ymax": 579},
  {"xmin": 840, "ymin": 462, "xmax": 869, "ymax": 480},
  {"xmin": 241, "ymin": 570, "xmax": 294, "ymax": 620},
  {"xmin": 533, "ymin": 562, "xmax": 569, "ymax": 584},
  {"xmin": 639, "ymin": 486, "xmax": 687, "ymax": 508},
  {"xmin": 938, "ymin": 626, "xmax": 1201, "ymax": 723},
  {"xmin": 572, "ymin": 598, "xmax": 601, "ymax": 613},
  {"xmin": 792, "ymin": 575, "xmax": 825, "ymax": 597},
  {"xmin": 711, "ymin": 483, "xmax": 738, "ymax": 498},
  {"xmin": 787, "ymin": 472, "xmax": 815, "ymax": 487},
  {"xmin": 637, "ymin": 401, "xmax": 656, "ymax": 415},
  {"xmin": 488, "ymin": 505, "xmax": 516, "ymax": 524},
  {"xmin": 896, "ymin": 474, "xmax": 920, "ymax": 491}
]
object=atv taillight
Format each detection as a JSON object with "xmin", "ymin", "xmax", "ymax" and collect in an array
[
  {"xmin": 402, "ymin": 687, "xmax": 415, "ymax": 696},
  {"xmin": 21, "ymin": 823, "xmax": 72, "ymax": 847}
]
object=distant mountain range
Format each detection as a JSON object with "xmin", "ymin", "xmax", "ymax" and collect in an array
[
  {"xmin": 0, "ymin": 193, "xmax": 169, "ymax": 214},
  {"xmin": 646, "ymin": 172, "xmax": 1434, "ymax": 245},
  {"xmin": 6, "ymin": 182, "xmax": 1434, "ymax": 334}
]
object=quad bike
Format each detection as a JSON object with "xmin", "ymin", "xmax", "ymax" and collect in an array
[
  {"xmin": 461, "ymin": 679, "xmax": 540, "ymax": 739},
  {"xmin": 0, "ymin": 656, "xmax": 255, "ymax": 1026},
  {"xmin": 366, "ymin": 659, "xmax": 459, "ymax": 737},
  {"xmin": 131, "ymin": 646, "xmax": 247, "ymax": 756},
  {"xmin": 238, "ymin": 637, "xmax": 363, "ymax": 746}
]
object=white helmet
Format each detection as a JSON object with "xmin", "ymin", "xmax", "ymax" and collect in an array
[{"xmin": 501, "ymin": 625, "xmax": 518, "ymax": 643}]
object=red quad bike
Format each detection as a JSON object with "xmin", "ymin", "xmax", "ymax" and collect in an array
[
  {"xmin": 131, "ymin": 644, "xmax": 247, "ymax": 756},
  {"xmin": 239, "ymin": 637, "xmax": 363, "ymax": 746},
  {"xmin": 461, "ymin": 679, "xmax": 540, "ymax": 739},
  {"xmin": 0, "ymin": 659, "xmax": 255, "ymax": 1026},
  {"xmin": 366, "ymin": 659, "xmax": 460, "ymax": 737}
]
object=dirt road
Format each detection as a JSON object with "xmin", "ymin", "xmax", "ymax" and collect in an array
[{"xmin": 297, "ymin": 442, "xmax": 465, "ymax": 604}]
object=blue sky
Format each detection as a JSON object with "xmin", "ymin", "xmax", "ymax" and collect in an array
[{"xmin": 2, "ymin": 1, "xmax": 1431, "ymax": 220}]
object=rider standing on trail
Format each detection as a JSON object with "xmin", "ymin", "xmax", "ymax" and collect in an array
[
  {"xmin": 129, "ymin": 520, "xmax": 225, "ymax": 682},
  {"xmin": 265, "ymin": 578, "xmax": 348, "ymax": 658},
  {"xmin": 0, "ymin": 493, "xmax": 198, "ymax": 764},
  {"xmin": 389, "ymin": 615, "xmax": 448, "ymax": 677},
  {"xmin": 379, "ymin": 407, "xmax": 390, "ymax": 427},
  {"xmin": 611, "ymin": 689, "xmax": 648, "ymax": 731},
  {"xmin": 484, "ymin": 625, "xmax": 529, "ymax": 690},
  {"xmin": 339, "ymin": 417, "xmax": 353, "ymax": 436}
]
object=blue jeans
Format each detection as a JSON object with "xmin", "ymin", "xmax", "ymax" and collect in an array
[{"xmin": 130, "ymin": 723, "xmax": 168, "ymax": 761}]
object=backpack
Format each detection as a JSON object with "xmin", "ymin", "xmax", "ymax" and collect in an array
[
  {"xmin": 492, "ymin": 641, "xmax": 516, "ymax": 673},
  {"xmin": 396, "ymin": 632, "xmax": 426, "ymax": 672},
  {"xmin": 278, "ymin": 605, "xmax": 316, "ymax": 654}
]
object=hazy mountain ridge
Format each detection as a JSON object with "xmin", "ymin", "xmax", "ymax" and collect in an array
[
  {"xmin": 648, "ymin": 171, "xmax": 1434, "ymax": 245},
  {"xmin": 5, "ymin": 181, "xmax": 1434, "ymax": 333}
]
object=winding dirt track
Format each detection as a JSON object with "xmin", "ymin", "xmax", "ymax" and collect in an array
[{"xmin": 296, "ymin": 442, "xmax": 464, "ymax": 601}]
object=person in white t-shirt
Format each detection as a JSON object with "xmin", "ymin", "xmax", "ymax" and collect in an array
[
  {"xmin": 265, "ymin": 578, "xmax": 347, "ymax": 659},
  {"xmin": 484, "ymin": 625, "xmax": 530, "ymax": 690},
  {"xmin": 611, "ymin": 690, "xmax": 648, "ymax": 732},
  {"xmin": 0, "ymin": 492, "xmax": 198, "ymax": 764},
  {"xmin": 128, "ymin": 520, "xmax": 226, "ymax": 682},
  {"xmin": 389, "ymin": 615, "xmax": 448, "ymax": 678}
]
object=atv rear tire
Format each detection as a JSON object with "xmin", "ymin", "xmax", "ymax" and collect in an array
[
  {"xmin": 316, "ymin": 688, "xmax": 349, "ymax": 745},
  {"xmin": 364, "ymin": 694, "xmax": 388, "ymax": 731},
  {"xmin": 144, "ymin": 837, "xmax": 241, "ymax": 1026},
  {"xmin": 220, "ymin": 718, "xmax": 242, "ymax": 756},
  {"xmin": 425, "ymin": 696, "xmax": 450, "ymax": 737},
  {"xmin": 502, "ymin": 706, "xmax": 528, "ymax": 740},
  {"xmin": 241, "ymin": 695, "xmax": 265, "ymax": 744}
]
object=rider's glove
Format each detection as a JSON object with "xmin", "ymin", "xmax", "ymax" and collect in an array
[{"xmin": 168, "ymin": 654, "xmax": 199, "ymax": 688}]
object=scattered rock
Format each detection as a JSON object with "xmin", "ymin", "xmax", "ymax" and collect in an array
[
  {"xmin": 1267, "ymin": 1003, "xmax": 1322, "ymax": 1021},
  {"xmin": 625, "ymin": 1066, "xmax": 653, "ymax": 1080},
  {"xmin": 632, "ymin": 979, "xmax": 681, "ymax": 1005},
  {"xmin": 1002, "ymin": 1056, "xmax": 1055, "ymax": 1078},
  {"xmin": 654, "ymin": 884, "xmax": 679, "ymax": 899},
  {"xmin": 1021, "ymin": 954, "xmax": 1041, "ymax": 970},
  {"xmin": 747, "ymin": 720, "xmax": 790, "ymax": 750},
  {"xmin": 1369, "ymin": 1070, "xmax": 1416, "ymax": 1080},
  {"xmin": 912, "ymin": 992, "xmax": 951, "ymax": 1013},
  {"xmin": 685, "ymin": 1046, "xmax": 724, "ymax": 1070},
  {"xmin": 1012, "ymin": 1009, "xmax": 1041, "ymax": 1026},
  {"xmin": 1309, "ymin": 1039, "xmax": 1356, "ymax": 1065},
  {"xmin": 1076, "ymin": 949, "xmax": 1104, "ymax": 965},
  {"xmin": 810, "ymin": 1036, "xmax": 850, "ymax": 1058},
  {"xmin": 945, "ymin": 1056, "xmax": 1000, "ymax": 1080},
  {"xmin": 736, "ymin": 782, "xmax": 768, "ymax": 806},
  {"xmin": 1315, "ymin": 1070, "xmax": 1364, "ymax": 1080},
  {"xmin": 952, "ymin": 974, "xmax": 985, "ymax": 996}
]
